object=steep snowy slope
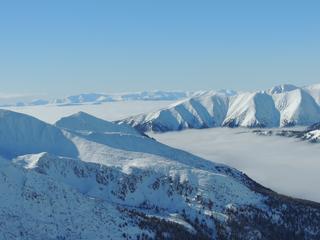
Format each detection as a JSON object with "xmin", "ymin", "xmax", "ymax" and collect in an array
[
  {"xmin": 120, "ymin": 91, "xmax": 229, "ymax": 132},
  {"xmin": 273, "ymin": 89, "xmax": 320, "ymax": 127},
  {"xmin": 0, "ymin": 157, "xmax": 145, "ymax": 240},
  {"xmin": 122, "ymin": 85, "xmax": 320, "ymax": 132},
  {"xmin": 0, "ymin": 110, "xmax": 78, "ymax": 158},
  {"xmin": 55, "ymin": 111, "xmax": 140, "ymax": 135},
  {"xmin": 222, "ymin": 92, "xmax": 280, "ymax": 128},
  {"xmin": 0, "ymin": 111, "xmax": 320, "ymax": 239},
  {"xmin": 268, "ymin": 84, "xmax": 299, "ymax": 94},
  {"xmin": 304, "ymin": 83, "xmax": 320, "ymax": 105}
]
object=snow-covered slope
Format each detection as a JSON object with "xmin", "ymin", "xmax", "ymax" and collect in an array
[
  {"xmin": 55, "ymin": 111, "xmax": 140, "ymax": 135},
  {"xmin": 121, "ymin": 91, "xmax": 229, "ymax": 132},
  {"xmin": 273, "ymin": 89, "xmax": 320, "ymax": 127},
  {"xmin": 0, "ymin": 109, "xmax": 78, "ymax": 158},
  {"xmin": 268, "ymin": 84, "xmax": 299, "ymax": 94},
  {"xmin": 121, "ymin": 84, "xmax": 320, "ymax": 132},
  {"xmin": 223, "ymin": 92, "xmax": 280, "ymax": 128},
  {"xmin": 0, "ymin": 156, "xmax": 144, "ymax": 240},
  {"xmin": 304, "ymin": 83, "xmax": 320, "ymax": 105},
  {"xmin": 1, "ymin": 110, "xmax": 320, "ymax": 239}
]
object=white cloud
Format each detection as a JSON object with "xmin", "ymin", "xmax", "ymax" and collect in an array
[{"xmin": 151, "ymin": 128, "xmax": 320, "ymax": 203}]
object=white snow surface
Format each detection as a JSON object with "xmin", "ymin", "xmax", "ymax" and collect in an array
[
  {"xmin": 55, "ymin": 111, "xmax": 140, "ymax": 135},
  {"xmin": 0, "ymin": 109, "xmax": 272, "ymax": 239},
  {"xmin": 273, "ymin": 88, "xmax": 320, "ymax": 126},
  {"xmin": 0, "ymin": 156, "xmax": 144, "ymax": 240},
  {"xmin": 0, "ymin": 109, "xmax": 78, "ymax": 158},
  {"xmin": 304, "ymin": 83, "xmax": 320, "ymax": 105},
  {"xmin": 223, "ymin": 92, "xmax": 280, "ymax": 127}
]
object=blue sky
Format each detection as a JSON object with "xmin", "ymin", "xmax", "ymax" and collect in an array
[{"xmin": 0, "ymin": 0, "xmax": 319, "ymax": 96}]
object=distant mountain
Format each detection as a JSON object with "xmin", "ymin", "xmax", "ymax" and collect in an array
[
  {"xmin": 0, "ymin": 110, "xmax": 320, "ymax": 239},
  {"xmin": 31, "ymin": 91, "xmax": 193, "ymax": 106},
  {"xmin": 0, "ymin": 91, "xmax": 193, "ymax": 107},
  {"xmin": 120, "ymin": 84, "xmax": 320, "ymax": 132},
  {"xmin": 55, "ymin": 111, "xmax": 140, "ymax": 135},
  {"xmin": 29, "ymin": 99, "xmax": 50, "ymax": 106},
  {"xmin": 54, "ymin": 91, "xmax": 194, "ymax": 105}
]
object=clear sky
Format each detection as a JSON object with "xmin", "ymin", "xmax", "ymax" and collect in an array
[{"xmin": 0, "ymin": 0, "xmax": 319, "ymax": 96}]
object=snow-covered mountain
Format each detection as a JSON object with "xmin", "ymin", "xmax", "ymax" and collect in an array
[
  {"xmin": 20, "ymin": 91, "xmax": 192, "ymax": 107},
  {"xmin": 120, "ymin": 84, "xmax": 320, "ymax": 132},
  {"xmin": 304, "ymin": 84, "xmax": 320, "ymax": 105},
  {"xmin": 0, "ymin": 109, "xmax": 320, "ymax": 239},
  {"xmin": 0, "ymin": 110, "xmax": 78, "ymax": 158},
  {"xmin": 55, "ymin": 111, "xmax": 140, "ymax": 136},
  {"xmin": 273, "ymin": 88, "xmax": 320, "ymax": 126},
  {"xmin": 223, "ymin": 92, "xmax": 280, "ymax": 128},
  {"xmin": 0, "ymin": 91, "xmax": 192, "ymax": 107},
  {"xmin": 268, "ymin": 83, "xmax": 299, "ymax": 94}
]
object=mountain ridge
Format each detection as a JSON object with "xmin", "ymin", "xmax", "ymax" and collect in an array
[
  {"xmin": 120, "ymin": 84, "xmax": 320, "ymax": 132},
  {"xmin": 2, "ymin": 90, "xmax": 194, "ymax": 107}
]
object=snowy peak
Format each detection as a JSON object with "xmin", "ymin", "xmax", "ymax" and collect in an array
[
  {"xmin": 303, "ymin": 83, "xmax": 320, "ymax": 105},
  {"xmin": 268, "ymin": 84, "xmax": 298, "ymax": 94},
  {"xmin": 273, "ymin": 89, "xmax": 320, "ymax": 126},
  {"xmin": 0, "ymin": 109, "xmax": 78, "ymax": 158},
  {"xmin": 55, "ymin": 111, "xmax": 140, "ymax": 135},
  {"xmin": 223, "ymin": 92, "xmax": 280, "ymax": 128},
  {"xmin": 120, "ymin": 91, "xmax": 230, "ymax": 132}
]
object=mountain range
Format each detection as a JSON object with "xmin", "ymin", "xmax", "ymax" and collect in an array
[
  {"xmin": 120, "ymin": 84, "xmax": 320, "ymax": 132},
  {"xmin": 0, "ymin": 109, "xmax": 319, "ymax": 239},
  {"xmin": 4, "ymin": 91, "xmax": 193, "ymax": 107}
]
